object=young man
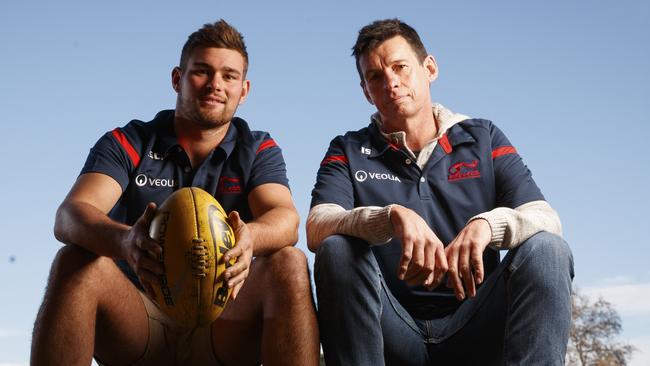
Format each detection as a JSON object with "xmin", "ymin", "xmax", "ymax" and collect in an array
[
  {"xmin": 308, "ymin": 19, "xmax": 574, "ymax": 365},
  {"xmin": 32, "ymin": 20, "xmax": 319, "ymax": 366}
]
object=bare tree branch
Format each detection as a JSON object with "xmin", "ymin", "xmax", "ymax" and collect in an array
[{"xmin": 567, "ymin": 288, "xmax": 636, "ymax": 366}]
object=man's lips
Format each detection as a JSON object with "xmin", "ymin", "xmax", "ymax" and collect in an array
[{"xmin": 201, "ymin": 96, "xmax": 226, "ymax": 104}]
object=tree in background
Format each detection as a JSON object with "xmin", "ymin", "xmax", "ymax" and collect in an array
[{"xmin": 567, "ymin": 288, "xmax": 636, "ymax": 366}]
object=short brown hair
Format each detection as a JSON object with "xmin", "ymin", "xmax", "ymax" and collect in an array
[
  {"xmin": 179, "ymin": 19, "xmax": 249, "ymax": 75},
  {"xmin": 352, "ymin": 19, "xmax": 428, "ymax": 81}
]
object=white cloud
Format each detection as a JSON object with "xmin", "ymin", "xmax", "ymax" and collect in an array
[
  {"xmin": 628, "ymin": 336, "xmax": 650, "ymax": 366},
  {"xmin": 0, "ymin": 363, "xmax": 27, "ymax": 366},
  {"xmin": 601, "ymin": 275, "xmax": 635, "ymax": 285},
  {"xmin": 583, "ymin": 280, "xmax": 650, "ymax": 317}
]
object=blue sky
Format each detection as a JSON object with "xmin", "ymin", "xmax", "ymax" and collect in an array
[{"xmin": 1, "ymin": 0, "xmax": 649, "ymax": 364}]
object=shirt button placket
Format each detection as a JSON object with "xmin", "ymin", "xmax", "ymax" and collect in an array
[{"xmin": 417, "ymin": 175, "xmax": 431, "ymax": 199}]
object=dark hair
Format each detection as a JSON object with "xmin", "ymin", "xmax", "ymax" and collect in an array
[
  {"xmin": 352, "ymin": 19, "xmax": 428, "ymax": 81},
  {"xmin": 179, "ymin": 19, "xmax": 249, "ymax": 75}
]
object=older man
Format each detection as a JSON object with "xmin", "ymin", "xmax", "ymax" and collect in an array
[{"xmin": 309, "ymin": 19, "xmax": 573, "ymax": 366}]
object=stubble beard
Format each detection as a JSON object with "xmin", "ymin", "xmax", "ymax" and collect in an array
[{"xmin": 177, "ymin": 93, "xmax": 234, "ymax": 129}]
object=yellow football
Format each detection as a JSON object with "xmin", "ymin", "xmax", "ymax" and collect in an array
[{"xmin": 148, "ymin": 187, "xmax": 237, "ymax": 328}]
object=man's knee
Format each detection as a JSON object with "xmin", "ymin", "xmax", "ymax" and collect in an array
[
  {"xmin": 314, "ymin": 234, "xmax": 367, "ymax": 270},
  {"xmin": 48, "ymin": 245, "xmax": 117, "ymax": 291},
  {"xmin": 263, "ymin": 246, "xmax": 311, "ymax": 297},
  {"xmin": 314, "ymin": 235, "xmax": 379, "ymax": 290},
  {"xmin": 511, "ymin": 232, "xmax": 574, "ymax": 287},
  {"xmin": 523, "ymin": 232, "xmax": 572, "ymax": 267}
]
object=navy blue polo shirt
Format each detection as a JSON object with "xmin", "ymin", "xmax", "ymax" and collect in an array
[
  {"xmin": 311, "ymin": 118, "xmax": 544, "ymax": 318},
  {"xmin": 82, "ymin": 109, "xmax": 289, "ymax": 286}
]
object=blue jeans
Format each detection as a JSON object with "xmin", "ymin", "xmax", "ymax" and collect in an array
[{"xmin": 314, "ymin": 232, "xmax": 574, "ymax": 366}]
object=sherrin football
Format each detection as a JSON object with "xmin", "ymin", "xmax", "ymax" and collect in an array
[{"xmin": 148, "ymin": 187, "xmax": 237, "ymax": 328}]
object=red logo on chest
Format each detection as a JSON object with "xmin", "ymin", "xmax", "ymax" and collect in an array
[
  {"xmin": 448, "ymin": 160, "xmax": 481, "ymax": 181},
  {"xmin": 217, "ymin": 176, "xmax": 242, "ymax": 194}
]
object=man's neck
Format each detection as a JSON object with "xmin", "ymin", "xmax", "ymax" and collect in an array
[
  {"xmin": 380, "ymin": 110, "xmax": 437, "ymax": 152},
  {"xmin": 173, "ymin": 117, "xmax": 230, "ymax": 168}
]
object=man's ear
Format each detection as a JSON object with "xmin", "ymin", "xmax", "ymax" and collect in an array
[
  {"xmin": 171, "ymin": 67, "xmax": 182, "ymax": 92},
  {"xmin": 423, "ymin": 55, "xmax": 438, "ymax": 83},
  {"xmin": 238, "ymin": 79, "xmax": 251, "ymax": 105},
  {"xmin": 361, "ymin": 81, "xmax": 374, "ymax": 105}
]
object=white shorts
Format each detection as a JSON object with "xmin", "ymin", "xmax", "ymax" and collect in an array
[{"xmin": 95, "ymin": 292, "xmax": 220, "ymax": 366}]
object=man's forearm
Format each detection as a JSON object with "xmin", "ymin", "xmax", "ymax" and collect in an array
[
  {"xmin": 247, "ymin": 206, "xmax": 300, "ymax": 257},
  {"xmin": 306, "ymin": 204, "xmax": 393, "ymax": 251},
  {"xmin": 54, "ymin": 200, "xmax": 128, "ymax": 259},
  {"xmin": 307, "ymin": 200, "xmax": 561, "ymax": 252},
  {"xmin": 468, "ymin": 200, "xmax": 562, "ymax": 249}
]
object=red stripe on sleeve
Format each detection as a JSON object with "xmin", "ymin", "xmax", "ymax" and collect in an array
[
  {"xmin": 491, "ymin": 146, "xmax": 517, "ymax": 159},
  {"xmin": 256, "ymin": 139, "xmax": 278, "ymax": 154},
  {"xmin": 320, "ymin": 155, "xmax": 349, "ymax": 166},
  {"xmin": 439, "ymin": 133, "xmax": 452, "ymax": 154},
  {"xmin": 111, "ymin": 128, "xmax": 141, "ymax": 167}
]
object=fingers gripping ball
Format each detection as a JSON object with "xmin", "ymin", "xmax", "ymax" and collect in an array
[{"xmin": 149, "ymin": 187, "xmax": 237, "ymax": 328}]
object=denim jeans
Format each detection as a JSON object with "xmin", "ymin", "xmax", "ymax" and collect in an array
[{"xmin": 314, "ymin": 232, "xmax": 574, "ymax": 366}]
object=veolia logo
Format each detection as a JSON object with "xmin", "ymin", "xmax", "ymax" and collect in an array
[
  {"xmin": 354, "ymin": 170, "xmax": 401, "ymax": 183},
  {"xmin": 135, "ymin": 174, "xmax": 148, "ymax": 187},
  {"xmin": 134, "ymin": 174, "xmax": 177, "ymax": 188}
]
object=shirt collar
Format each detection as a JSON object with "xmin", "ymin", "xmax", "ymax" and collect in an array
[
  {"xmin": 368, "ymin": 103, "xmax": 471, "ymax": 165},
  {"xmin": 214, "ymin": 119, "xmax": 238, "ymax": 160},
  {"xmin": 371, "ymin": 103, "xmax": 469, "ymax": 146},
  {"xmin": 152, "ymin": 110, "xmax": 239, "ymax": 161},
  {"xmin": 151, "ymin": 110, "xmax": 177, "ymax": 155}
]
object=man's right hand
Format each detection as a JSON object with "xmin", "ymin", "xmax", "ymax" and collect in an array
[
  {"xmin": 389, "ymin": 205, "xmax": 448, "ymax": 289},
  {"xmin": 120, "ymin": 202, "xmax": 164, "ymax": 298}
]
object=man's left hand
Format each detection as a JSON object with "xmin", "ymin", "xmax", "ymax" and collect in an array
[
  {"xmin": 223, "ymin": 211, "xmax": 254, "ymax": 300},
  {"xmin": 444, "ymin": 219, "xmax": 492, "ymax": 300}
]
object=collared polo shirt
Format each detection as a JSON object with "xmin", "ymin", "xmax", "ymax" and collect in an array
[
  {"xmin": 81, "ymin": 109, "xmax": 289, "ymax": 286},
  {"xmin": 311, "ymin": 118, "xmax": 544, "ymax": 318}
]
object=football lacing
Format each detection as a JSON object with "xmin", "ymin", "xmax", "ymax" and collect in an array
[{"xmin": 191, "ymin": 239, "xmax": 209, "ymax": 278}]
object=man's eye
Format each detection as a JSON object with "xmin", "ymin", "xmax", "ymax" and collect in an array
[{"xmin": 367, "ymin": 73, "xmax": 380, "ymax": 82}]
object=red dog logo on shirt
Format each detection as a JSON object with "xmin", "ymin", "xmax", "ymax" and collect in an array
[
  {"xmin": 217, "ymin": 176, "xmax": 242, "ymax": 194},
  {"xmin": 448, "ymin": 160, "xmax": 481, "ymax": 181}
]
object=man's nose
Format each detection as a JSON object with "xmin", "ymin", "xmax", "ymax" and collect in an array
[
  {"xmin": 207, "ymin": 75, "xmax": 223, "ymax": 92},
  {"xmin": 384, "ymin": 71, "xmax": 399, "ymax": 90}
]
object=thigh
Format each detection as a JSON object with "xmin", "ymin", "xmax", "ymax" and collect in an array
[
  {"xmin": 89, "ymin": 257, "xmax": 150, "ymax": 365},
  {"xmin": 380, "ymin": 280, "xmax": 430, "ymax": 366},
  {"xmin": 428, "ymin": 259, "xmax": 508, "ymax": 364},
  {"xmin": 210, "ymin": 256, "xmax": 265, "ymax": 366},
  {"xmin": 212, "ymin": 247, "xmax": 315, "ymax": 366}
]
